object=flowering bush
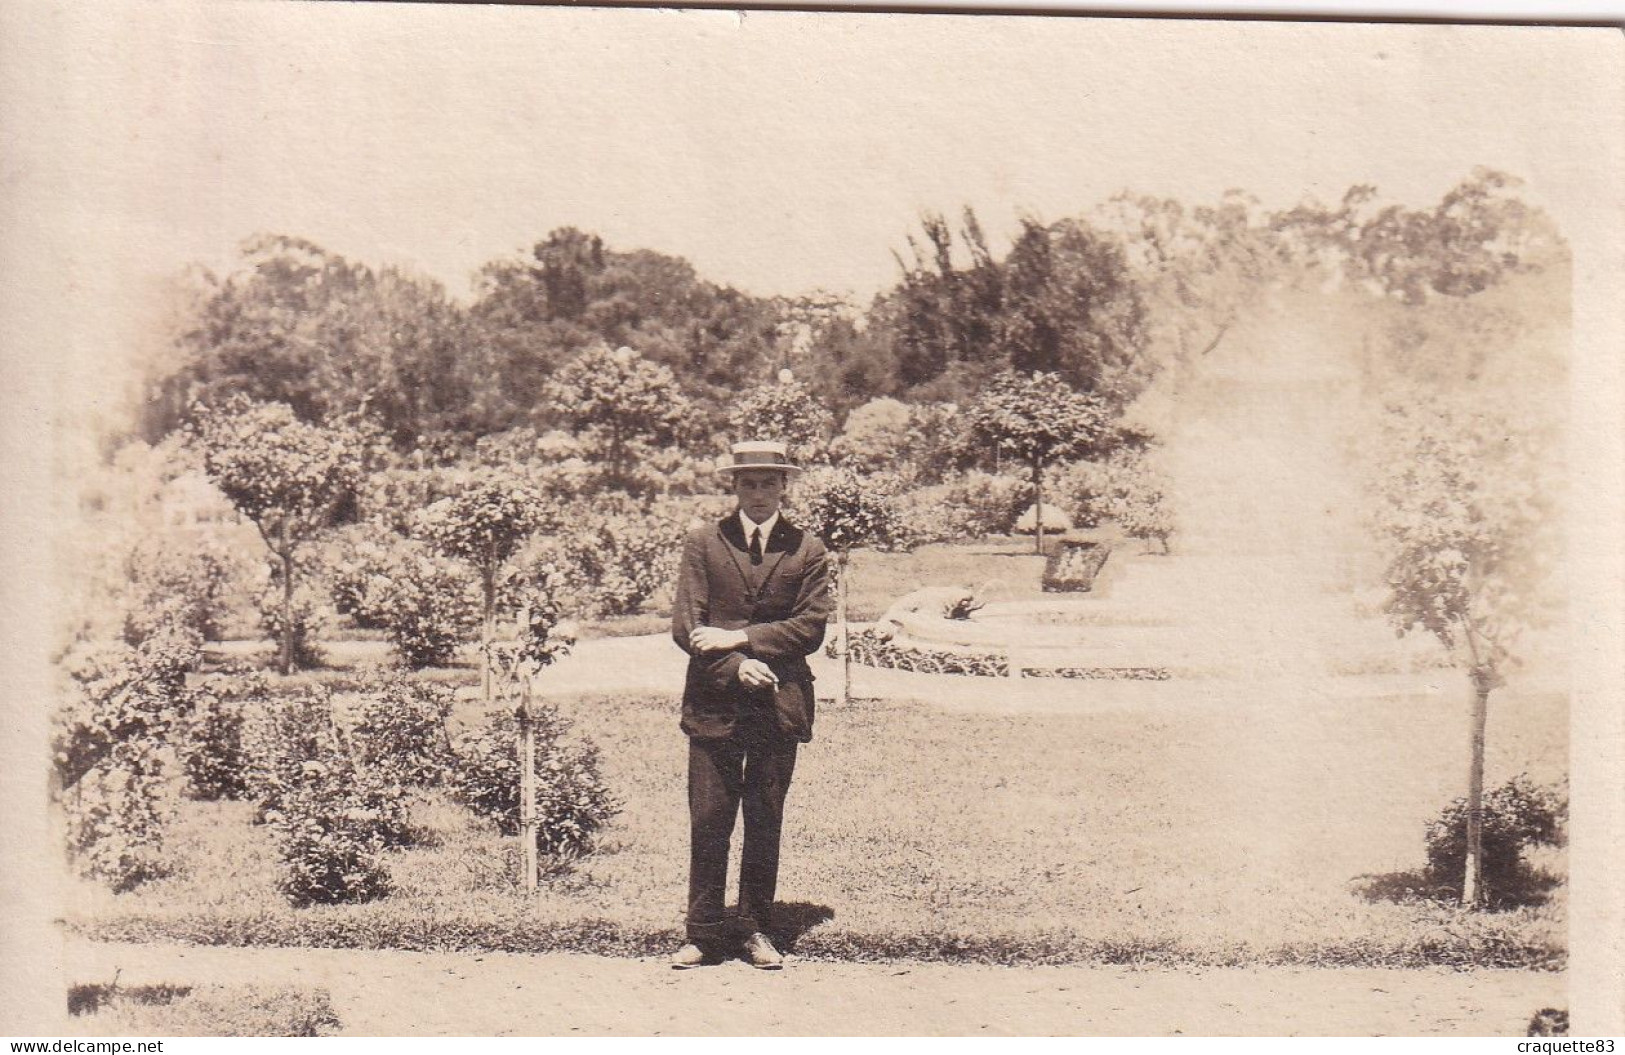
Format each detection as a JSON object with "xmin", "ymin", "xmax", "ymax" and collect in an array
[
  {"xmin": 357, "ymin": 466, "xmax": 464, "ymax": 534},
  {"xmin": 177, "ymin": 667, "xmax": 268, "ymax": 801},
  {"xmin": 1055, "ymin": 451, "xmax": 1174, "ymax": 550},
  {"xmin": 120, "ymin": 540, "xmax": 245, "ymax": 646},
  {"xmin": 727, "ymin": 374, "xmax": 835, "ymax": 465},
  {"xmin": 451, "ymin": 708, "xmax": 618, "ymax": 860},
  {"xmin": 939, "ymin": 470, "xmax": 1033, "ymax": 538},
  {"xmin": 375, "ymin": 548, "xmax": 480, "ymax": 670},
  {"xmin": 553, "ymin": 496, "xmax": 685, "ymax": 616},
  {"xmin": 63, "ymin": 757, "xmax": 174, "ymax": 892},
  {"xmin": 789, "ymin": 466, "xmax": 911, "ymax": 554},
  {"xmin": 344, "ymin": 676, "xmax": 455, "ymax": 789},
  {"xmin": 322, "ymin": 522, "xmax": 403, "ymax": 629},
  {"xmin": 53, "ymin": 631, "xmax": 199, "ymax": 890},
  {"xmin": 266, "ymin": 760, "xmax": 396, "ymax": 907},
  {"xmin": 244, "ymin": 688, "xmax": 411, "ymax": 905}
]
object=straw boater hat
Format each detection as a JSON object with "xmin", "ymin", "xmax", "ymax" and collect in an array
[{"xmin": 714, "ymin": 440, "xmax": 802, "ymax": 477}]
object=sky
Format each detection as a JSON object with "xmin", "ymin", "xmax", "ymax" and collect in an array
[{"xmin": 15, "ymin": 6, "xmax": 1621, "ymax": 305}]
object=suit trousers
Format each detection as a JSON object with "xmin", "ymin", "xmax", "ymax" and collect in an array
[{"xmin": 685, "ymin": 716, "xmax": 799, "ymax": 942}]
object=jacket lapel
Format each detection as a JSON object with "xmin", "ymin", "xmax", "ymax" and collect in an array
[{"xmin": 716, "ymin": 515, "xmax": 803, "ymax": 601}]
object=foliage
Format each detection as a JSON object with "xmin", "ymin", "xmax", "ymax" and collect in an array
[
  {"xmin": 1369, "ymin": 389, "xmax": 1553, "ymax": 668},
  {"xmin": 486, "ymin": 562, "xmax": 577, "ymax": 679},
  {"xmin": 344, "ymin": 676, "xmax": 456, "ymax": 789},
  {"xmin": 789, "ymin": 466, "xmax": 911, "ymax": 554},
  {"xmin": 451, "ymin": 708, "xmax": 620, "ymax": 859},
  {"xmin": 542, "ymin": 344, "xmax": 691, "ymax": 490},
  {"xmin": 1061, "ymin": 449, "xmax": 1174, "ymax": 551},
  {"xmin": 63, "ymin": 761, "xmax": 175, "ymax": 893},
  {"xmin": 833, "ymin": 399, "xmax": 970, "ymax": 484},
  {"xmin": 965, "ymin": 371, "xmax": 1114, "ymax": 474},
  {"xmin": 474, "ymin": 227, "xmax": 786, "ymax": 429},
  {"xmin": 415, "ymin": 469, "xmax": 555, "ymax": 579},
  {"xmin": 54, "ymin": 632, "xmax": 199, "ymax": 890},
  {"xmin": 245, "ymin": 689, "xmax": 409, "ymax": 905},
  {"xmin": 551, "ymin": 496, "xmax": 686, "ymax": 617},
  {"xmin": 120, "ymin": 540, "xmax": 245, "ymax": 645},
  {"xmin": 177, "ymin": 667, "xmax": 269, "ymax": 801},
  {"xmin": 356, "ymin": 466, "xmax": 465, "ymax": 535},
  {"xmin": 322, "ymin": 521, "xmax": 407, "ymax": 630},
  {"xmin": 874, "ymin": 209, "xmax": 1148, "ymax": 403},
  {"xmin": 190, "ymin": 396, "xmax": 369, "ymax": 672},
  {"xmin": 255, "ymin": 580, "xmax": 329, "ymax": 671},
  {"xmin": 376, "ymin": 546, "xmax": 480, "ymax": 669},
  {"xmin": 936, "ymin": 470, "xmax": 1033, "ymax": 538},
  {"xmin": 1424, "ymin": 776, "xmax": 1566, "ymax": 905},
  {"xmin": 189, "ymin": 397, "xmax": 370, "ymax": 545},
  {"xmin": 147, "ymin": 235, "xmax": 495, "ymax": 445},
  {"xmin": 726, "ymin": 372, "xmax": 835, "ymax": 464},
  {"xmin": 53, "ymin": 630, "xmax": 197, "ymax": 794}
]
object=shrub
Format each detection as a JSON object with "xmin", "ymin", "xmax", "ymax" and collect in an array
[
  {"xmin": 63, "ymin": 749, "xmax": 173, "ymax": 892},
  {"xmin": 53, "ymin": 633, "xmax": 198, "ymax": 890},
  {"xmin": 1424, "ymin": 776, "xmax": 1566, "ymax": 905},
  {"xmin": 940, "ymin": 471, "xmax": 1032, "ymax": 538},
  {"xmin": 451, "ymin": 708, "xmax": 619, "ymax": 860},
  {"xmin": 177, "ymin": 667, "xmax": 268, "ymax": 801},
  {"xmin": 1057, "ymin": 450, "xmax": 1174, "ymax": 549},
  {"xmin": 121, "ymin": 540, "xmax": 245, "ymax": 646},
  {"xmin": 244, "ymin": 688, "xmax": 411, "ymax": 905},
  {"xmin": 375, "ymin": 548, "xmax": 480, "ymax": 669},
  {"xmin": 322, "ymin": 522, "xmax": 402, "ymax": 630},
  {"xmin": 554, "ymin": 496, "xmax": 685, "ymax": 617},
  {"xmin": 356, "ymin": 466, "xmax": 464, "ymax": 535},
  {"xmin": 267, "ymin": 767, "xmax": 395, "ymax": 907},
  {"xmin": 255, "ymin": 579, "xmax": 329, "ymax": 670},
  {"xmin": 344, "ymin": 676, "xmax": 455, "ymax": 789}
]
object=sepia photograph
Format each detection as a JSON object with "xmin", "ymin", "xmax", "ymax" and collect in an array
[{"xmin": 1, "ymin": 1, "xmax": 1621, "ymax": 1040}]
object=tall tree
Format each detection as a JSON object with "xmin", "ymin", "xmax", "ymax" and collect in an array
[
  {"xmin": 996, "ymin": 217, "xmax": 1149, "ymax": 401},
  {"xmin": 188, "ymin": 398, "xmax": 369, "ymax": 674},
  {"xmin": 543, "ymin": 344, "xmax": 690, "ymax": 491}
]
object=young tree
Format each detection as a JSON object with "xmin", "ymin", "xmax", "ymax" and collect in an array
[
  {"xmin": 727, "ymin": 371, "xmax": 836, "ymax": 464},
  {"xmin": 966, "ymin": 371, "xmax": 1114, "ymax": 552},
  {"xmin": 416, "ymin": 468, "xmax": 554, "ymax": 700},
  {"xmin": 189, "ymin": 398, "xmax": 368, "ymax": 674},
  {"xmin": 1371, "ymin": 389, "xmax": 1555, "ymax": 907},
  {"xmin": 791, "ymin": 467, "xmax": 911, "ymax": 707},
  {"xmin": 543, "ymin": 345, "xmax": 690, "ymax": 491}
]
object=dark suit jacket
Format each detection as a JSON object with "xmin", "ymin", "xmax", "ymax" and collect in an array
[{"xmin": 671, "ymin": 513, "xmax": 832, "ymax": 742}]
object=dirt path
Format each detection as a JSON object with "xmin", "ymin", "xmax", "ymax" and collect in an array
[{"xmin": 61, "ymin": 940, "xmax": 1561, "ymax": 1036}]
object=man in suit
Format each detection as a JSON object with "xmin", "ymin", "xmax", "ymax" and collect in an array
[{"xmin": 669, "ymin": 440, "xmax": 832, "ymax": 970}]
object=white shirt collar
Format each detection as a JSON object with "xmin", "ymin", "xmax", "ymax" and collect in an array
[{"xmin": 739, "ymin": 509, "xmax": 779, "ymax": 542}]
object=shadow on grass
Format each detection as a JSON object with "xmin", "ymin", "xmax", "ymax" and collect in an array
[
  {"xmin": 69, "ymin": 984, "xmax": 193, "ymax": 1015},
  {"xmin": 772, "ymin": 901, "xmax": 836, "ymax": 952},
  {"xmin": 1350, "ymin": 867, "xmax": 1563, "ymax": 910}
]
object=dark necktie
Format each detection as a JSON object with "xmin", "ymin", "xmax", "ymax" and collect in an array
[{"xmin": 749, "ymin": 527, "xmax": 763, "ymax": 565}]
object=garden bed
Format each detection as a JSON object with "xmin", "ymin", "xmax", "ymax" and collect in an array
[{"xmin": 65, "ymin": 687, "xmax": 1567, "ymax": 971}]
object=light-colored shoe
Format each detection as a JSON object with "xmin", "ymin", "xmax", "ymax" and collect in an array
[
  {"xmin": 741, "ymin": 932, "xmax": 784, "ymax": 970},
  {"xmin": 670, "ymin": 942, "xmax": 710, "ymax": 969}
]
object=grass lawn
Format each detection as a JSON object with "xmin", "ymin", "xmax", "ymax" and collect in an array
[{"xmin": 69, "ymin": 674, "xmax": 1566, "ymax": 969}]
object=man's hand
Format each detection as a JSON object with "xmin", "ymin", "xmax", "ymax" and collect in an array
[
  {"xmin": 690, "ymin": 626, "xmax": 749, "ymax": 654},
  {"xmin": 736, "ymin": 658, "xmax": 779, "ymax": 690}
]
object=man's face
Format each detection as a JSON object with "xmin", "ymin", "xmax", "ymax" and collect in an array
[{"xmin": 733, "ymin": 469, "xmax": 787, "ymax": 524}]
